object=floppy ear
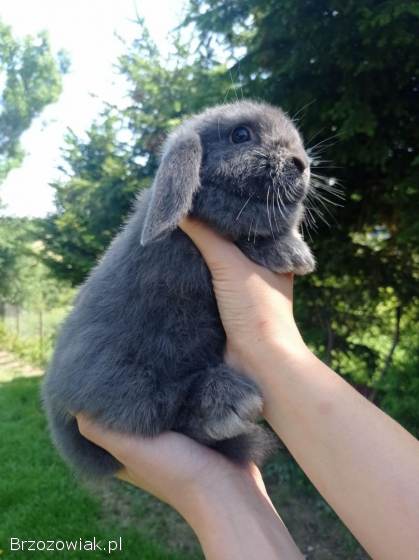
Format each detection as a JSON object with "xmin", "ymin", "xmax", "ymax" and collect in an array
[{"xmin": 140, "ymin": 130, "xmax": 202, "ymax": 245}]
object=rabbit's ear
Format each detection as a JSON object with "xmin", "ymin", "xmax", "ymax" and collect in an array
[{"xmin": 141, "ymin": 130, "xmax": 202, "ymax": 245}]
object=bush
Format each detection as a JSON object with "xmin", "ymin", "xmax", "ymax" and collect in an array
[{"xmin": 380, "ymin": 339, "xmax": 419, "ymax": 438}]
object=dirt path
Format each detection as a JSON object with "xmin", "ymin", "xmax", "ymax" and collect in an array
[{"xmin": 0, "ymin": 349, "xmax": 43, "ymax": 382}]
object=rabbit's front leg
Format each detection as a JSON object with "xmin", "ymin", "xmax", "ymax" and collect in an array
[
  {"xmin": 177, "ymin": 364, "xmax": 263, "ymax": 441},
  {"xmin": 237, "ymin": 232, "xmax": 315, "ymax": 275}
]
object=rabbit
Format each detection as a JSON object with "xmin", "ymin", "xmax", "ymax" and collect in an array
[{"xmin": 42, "ymin": 100, "xmax": 315, "ymax": 478}]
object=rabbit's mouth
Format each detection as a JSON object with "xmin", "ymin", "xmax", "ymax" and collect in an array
[
  {"xmin": 228, "ymin": 173, "xmax": 307, "ymax": 205},
  {"xmin": 194, "ymin": 172, "xmax": 306, "ymax": 239}
]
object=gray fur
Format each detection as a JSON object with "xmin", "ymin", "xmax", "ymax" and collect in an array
[{"xmin": 42, "ymin": 100, "xmax": 315, "ymax": 478}]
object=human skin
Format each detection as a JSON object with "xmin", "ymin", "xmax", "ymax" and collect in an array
[
  {"xmin": 77, "ymin": 419, "xmax": 303, "ymax": 559},
  {"xmin": 78, "ymin": 217, "xmax": 419, "ymax": 560}
]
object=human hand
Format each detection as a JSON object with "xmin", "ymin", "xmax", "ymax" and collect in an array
[
  {"xmin": 76, "ymin": 414, "xmax": 268, "ymax": 522},
  {"xmin": 76, "ymin": 414, "xmax": 302, "ymax": 559},
  {"xmin": 179, "ymin": 218, "xmax": 309, "ymax": 376}
]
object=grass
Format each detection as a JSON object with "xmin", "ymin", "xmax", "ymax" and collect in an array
[
  {"xmin": 0, "ymin": 373, "xmax": 198, "ymax": 560},
  {"xmin": 0, "ymin": 352, "xmax": 370, "ymax": 560}
]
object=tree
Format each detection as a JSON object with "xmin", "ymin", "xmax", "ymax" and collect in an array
[
  {"xmin": 0, "ymin": 20, "xmax": 67, "ymax": 182},
  {"xmin": 40, "ymin": 21, "xmax": 232, "ymax": 284},
  {"xmin": 38, "ymin": 9, "xmax": 418, "ymax": 421},
  {"xmin": 186, "ymin": 0, "xmax": 419, "ymax": 392},
  {"xmin": 39, "ymin": 114, "xmax": 144, "ymax": 284},
  {"xmin": 0, "ymin": 217, "xmax": 47, "ymax": 316},
  {"xmin": 0, "ymin": 217, "xmax": 29, "ymax": 313}
]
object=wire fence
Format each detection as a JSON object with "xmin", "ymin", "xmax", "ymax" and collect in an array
[{"xmin": 0, "ymin": 303, "xmax": 69, "ymax": 366}]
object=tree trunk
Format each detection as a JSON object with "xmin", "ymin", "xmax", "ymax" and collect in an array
[{"xmin": 369, "ymin": 305, "xmax": 402, "ymax": 403}]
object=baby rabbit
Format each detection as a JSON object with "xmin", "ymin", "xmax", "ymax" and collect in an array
[{"xmin": 42, "ymin": 100, "xmax": 315, "ymax": 478}]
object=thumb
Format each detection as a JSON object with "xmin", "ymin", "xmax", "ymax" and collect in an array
[{"xmin": 76, "ymin": 413, "xmax": 131, "ymax": 461}]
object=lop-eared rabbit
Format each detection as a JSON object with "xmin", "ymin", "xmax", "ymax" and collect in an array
[{"xmin": 42, "ymin": 101, "xmax": 315, "ymax": 478}]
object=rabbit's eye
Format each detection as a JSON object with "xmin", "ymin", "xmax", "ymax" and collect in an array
[{"xmin": 231, "ymin": 126, "xmax": 251, "ymax": 144}]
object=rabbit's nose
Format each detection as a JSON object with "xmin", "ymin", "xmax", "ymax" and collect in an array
[
  {"xmin": 290, "ymin": 156, "xmax": 307, "ymax": 174},
  {"xmin": 275, "ymin": 145, "xmax": 309, "ymax": 174}
]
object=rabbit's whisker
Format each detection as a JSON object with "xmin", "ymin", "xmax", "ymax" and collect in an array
[
  {"xmin": 290, "ymin": 99, "xmax": 316, "ymax": 124},
  {"xmin": 235, "ymin": 193, "xmax": 255, "ymax": 221},
  {"xmin": 266, "ymin": 185, "xmax": 276, "ymax": 241},
  {"xmin": 307, "ymin": 205, "xmax": 319, "ymax": 228},
  {"xmin": 314, "ymin": 192, "xmax": 343, "ymax": 208},
  {"xmin": 247, "ymin": 215, "xmax": 255, "ymax": 242},
  {"xmin": 306, "ymin": 204, "xmax": 331, "ymax": 227},
  {"xmin": 306, "ymin": 126, "xmax": 326, "ymax": 146},
  {"xmin": 272, "ymin": 186, "xmax": 282, "ymax": 234},
  {"xmin": 228, "ymin": 68, "xmax": 239, "ymax": 103},
  {"xmin": 310, "ymin": 194, "xmax": 337, "ymax": 221},
  {"xmin": 275, "ymin": 189, "xmax": 287, "ymax": 221},
  {"xmin": 307, "ymin": 132, "xmax": 341, "ymax": 154},
  {"xmin": 284, "ymin": 180, "xmax": 295, "ymax": 203},
  {"xmin": 303, "ymin": 207, "xmax": 318, "ymax": 232},
  {"xmin": 301, "ymin": 218, "xmax": 314, "ymax": 242}
]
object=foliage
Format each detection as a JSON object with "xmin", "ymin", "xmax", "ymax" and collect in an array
[
  {"xmin": 379, "ymin": 318, "xmax": 419, "ymax": 436},
  {"xmin": 39, "ymin": 21, "xmax": 234, "ymax": 284},
  {"xmin": 37, "ymin": 6, "xmax": 419, "ymax": 426},
  {"xmin": 0, "ymin": 217, "xmax": 74, "ymax": 365},
  {"xmin": 0, "ymin": 217, "xmax": 34, "ymax": 306},
  {"xmin": 0, "ymin": 11, "xmax": 416, "ymax": 555},
  {"xmin": 0, "ymin": 306, "xmax": 70, "ymax": 367},
  {"xmin": 186, "ymin": 0, "xmax": 419, "ymax": 401},
  {"xmin": 0, "ymin": 217, "xmax": 71, "ymax": 304},
  {"xmin": 0, "ymin": 20, "xmax": 67, "ymax": 182},
  {"xmin": 39, "ymin": 116, "xmax": 142, "ymax": 284}
]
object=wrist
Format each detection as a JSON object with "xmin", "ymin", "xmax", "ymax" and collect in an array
[
  {"xmin": 181, "ymin": 465, "xmax": 303, "ymax": 560},
  {"xmin": 179, "ymin": 465, "xmax": 259, "ymax": 533},
  {"xmin": 227, "ymin": 330, "xmax": 312, "ymax": 382},
  {"xmin": 183, "ymin": 468, "xmax": 269, "ymax": 547}
]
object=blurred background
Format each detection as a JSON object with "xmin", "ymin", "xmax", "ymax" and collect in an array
[{"xmin": 0, "ymin": 1, "xmax": 417, "ymax": 558}]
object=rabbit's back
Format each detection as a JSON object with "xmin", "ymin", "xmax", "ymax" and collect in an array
[{"xmin": 45, "ymin": 220, "xmax": 224, "ymax": 407}]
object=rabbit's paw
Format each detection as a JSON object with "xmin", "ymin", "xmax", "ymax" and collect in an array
[
  {"xmin": 289, "ymin": 242, "xmax": 316, "ymax": 275},
  {"xmin": 237, "ymin": 235, "xmax": 315, "ymax": 275},
  {"xmin": 196, "ymin": 366, "xmax": 263, "ymax": 441},
  {"xmin": 266, "ymin": 237, "xmax": 315, "ymax": 275}
]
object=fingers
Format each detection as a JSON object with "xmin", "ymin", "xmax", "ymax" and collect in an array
[
  {"xmin": 115, "ymin": 469, "xmax": 132, "ymax": 483},
  {"xmin": 77, "ymin": 413, "xmax": 109, "ymax": 447},
  {"xmin": 76, "ymin": 415, "xmax": 199, "ymax": 469},
  {"xmin": 179, "ymin": 217, "xmax": 247, "ymax": 271},
  {"xmin": 180, "ymin": 217, "xmax": 295, "ymax": 302},
  {"xmin": 76, "ymin": 414, "xmax": 131, "ymax": 463}
]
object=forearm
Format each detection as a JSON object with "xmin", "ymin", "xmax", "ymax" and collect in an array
[
  {"xmin": 182, "ymin": 467, "xmax": 303, "ymax": 560},
  {"xmin": 245, "ymin": 342, "xmax": 419, "ymax": 560}
]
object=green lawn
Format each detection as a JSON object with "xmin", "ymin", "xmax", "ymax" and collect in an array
[
  {"xmin": 0, "ymin": 355, "xmax": 369, "ymax": 559},
  {"xmin": 0, "ymin": 374, "xmax": 198, "ymax": 559}
]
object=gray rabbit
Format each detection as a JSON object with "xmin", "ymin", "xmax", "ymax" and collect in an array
[{"xmin": 42, "ymin": 100, "xmax": 315, "ymax": 478}]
